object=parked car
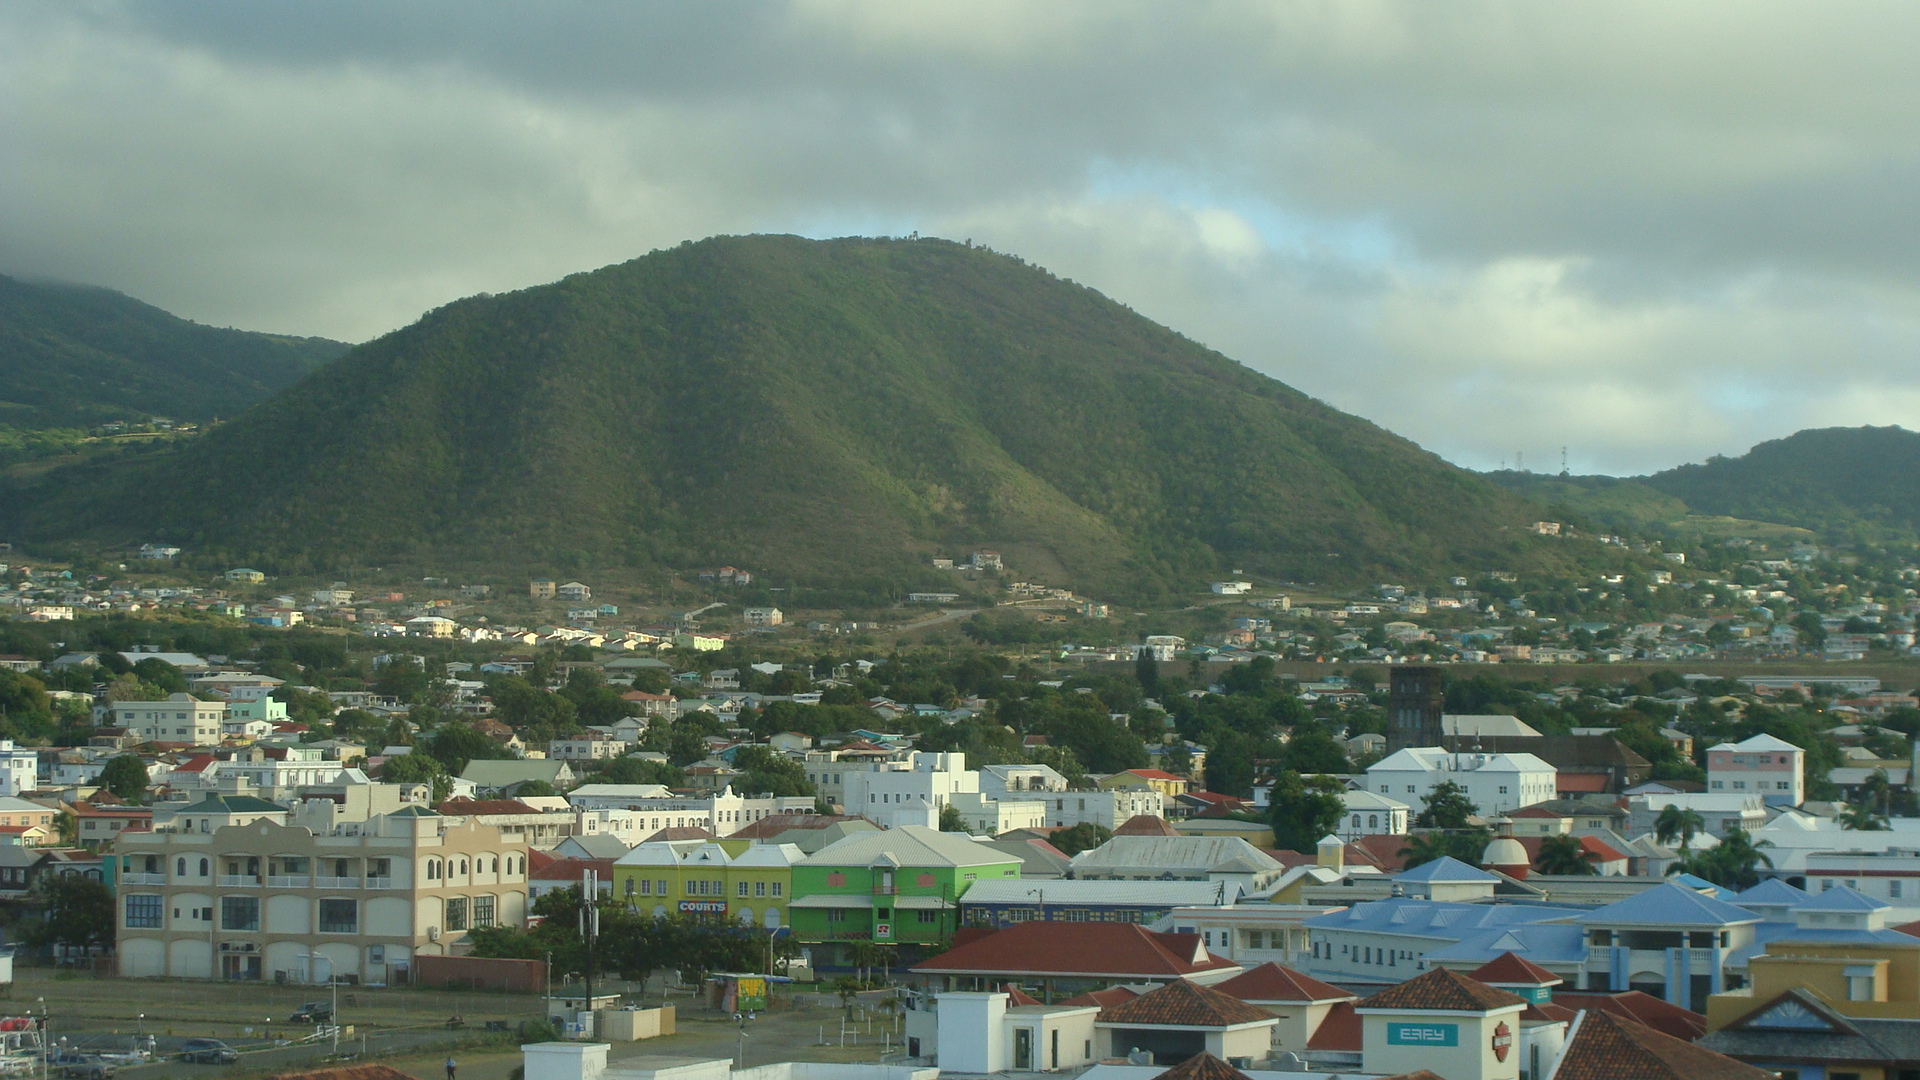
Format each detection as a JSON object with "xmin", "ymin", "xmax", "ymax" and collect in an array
[
  {"xmin": 50, "ymin": 1052, "xmax": 116, "ymax": 1080},
  {"xmin": 288, "ymin": 1002, "xmax": 332, "ymax": 1024},
  {"xmin": 177, "ymin": 1040, "xmax": 238, "ymax": 1065}
]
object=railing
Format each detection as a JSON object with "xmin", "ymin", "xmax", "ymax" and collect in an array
[
  {"xmin": 872, "ymin": 885, "xmax": 898, "ymax": 896},
  {"xmin": 268, "ymin": 875, "xmax": 311, "ymax": 888},
  {"xmin": 218, "ymin": 875, "xmax": 258, "ymax": 888},
  {"xmin": 364, "ymin": 877, "xmax": 395, "ymax": 889},
  {"xmin": 315, "ymin": 876, "xmax": 360, "ymax": 889},
  {"xmin": 120, "ymin": 873, "xmax": 166, "ymax": 885}
]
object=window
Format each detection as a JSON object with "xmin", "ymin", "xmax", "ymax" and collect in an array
[
  {"xmin": 445, "ymin": 897, "xmax": 469, "ymax": 932},
  {"xmin": 772, "ymin": 882, "xmax": 782, "ymax": 897},
  {"xmin": 917, "ymin": 910, "xmax": 937, "ymax": 923},
  {"xmin": 125, "ymin": 895, "xmax": 163, "ymax": 928},
  {"xmin": 175, "ymin": 858, "xmax": 186, "ymax": 876},
  {"xmin": 221, "ymin": 896, "xmax": 260, "ymax": 931},
  {"xmin": 1893, "ymin": 881, "xmax": 1904, "ymax": 899},
  {"xmin": 319, "ymin": 899, "xmax": 358, "ymax": 933},
  {"xmin": 827, "ymin": 909, "xmax": 846, "ymax": 923},
  {"xmin": 1499, "ymin": 786, "xmax": 1508, "ymax": 794},
  {"xmin": 638, "ymin": 879, "xmax": 651, "ymax": 896},
  {"xmin": 737, "ymin": 881, "xmax": 749, "ymax": 897},
  {"xmin": 755, "ymin": 881, "xmax": 766, "ymax": 897},
  {"xmin": 473, "ymin": 895, "xmax": 496, "ymax": 928},
  {"xmin": 198, "ymin": 858, "xmax": 209, "ymax": 876},
  {"xmin": 657, "ymin": 879, "xmax": 668, "ymax": 895}
]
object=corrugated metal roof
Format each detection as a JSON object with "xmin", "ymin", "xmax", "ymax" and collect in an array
[{"xmin": 961, "ymin": 879, "xmax": 1229, "ymax": 906}]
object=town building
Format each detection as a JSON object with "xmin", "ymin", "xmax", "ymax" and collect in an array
[
  {"xmin": 790, "ymin": 825, "xmax": 1019, "ymax": 964},
  {"xmin": 1706, "ymin": 734, "xmax": 1806, "ymax": 806},
  {"xmin": 113, "ymin": 806, "xmax": 529, "ymax": 983},
  {"xmin": 112, "ymin": 694, "xmax": 228, "ymax": 746},
  {"xmin": 959, "ymin": 879, "xmax": 1237, "ymax": 930},
  {"xmin": 1387, "ymin": 666, "xmax": 1445, "ymax": 754},
  {"xmin": 1366, "ymin": 748, "xmax": 1558, "ymax": 819},
  {"xmin": 610, "ymin": 840, "xmax": 802, "ymax": 929}
]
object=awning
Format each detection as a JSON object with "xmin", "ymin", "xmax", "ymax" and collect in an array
[
  {"xmin": 891, "ymin": 896, "xmax": 954, "ymax": 910},
  {"xmin": 788, "ymin": 895, "xmax": 873, "ymax": 909}
]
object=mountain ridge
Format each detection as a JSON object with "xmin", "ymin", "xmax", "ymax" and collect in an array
[{"xmin": 2, "ymin": 235, "xmax": 1599, "ymax": 598}]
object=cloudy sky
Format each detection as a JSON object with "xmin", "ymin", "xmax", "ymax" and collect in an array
[{"xmin": 5, "ymin": 2, "xmax": 1918, "ymax": 475}]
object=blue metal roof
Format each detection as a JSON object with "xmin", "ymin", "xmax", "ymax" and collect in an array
[
  {"xmin": 1305, "ymin": 897, "xmax": 1585, "ymax": 942},
  {"xmin": 1394, "ymin": 855, "xmax": 1499, "ymax": 883},
  {"xmin": 1418, "ymin": 922, "xmax": 1588, "ymax": 967},
  {"xmin": 1795, "ymin": 883, "xmax": 1890, "ymax": 912},
  {"xmin": 1580, "ymin": 881, "xmax": 1761, "ymax": 927},
  {"xmin": 1667, "ymin": 872, "xmax": 1737, "ymax": 899},
  {"xmin": 1735, "ymin": 878, "xmax": 1810, "ymax": 905}
]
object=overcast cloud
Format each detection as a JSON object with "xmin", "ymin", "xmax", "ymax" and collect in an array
[{"xmin": 4, "ymin": 1, "xmax": 1918, "ymax": 474}]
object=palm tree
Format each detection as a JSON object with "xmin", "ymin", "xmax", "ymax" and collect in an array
[
  {"xmin": 1839, "ymin": 804, "xmax": 1889, "ymax": 831},
  {"xmin": 1398, "ymin": 831, "xmax": 1452, "ymax": 870},
  {"xmin": 1536, "ymin": 835, "xmax": 1596, "ymax": 875},
  {"xmin": 1672, "ymin": 828, "xmax": 1775, "ymax": 891},
  {"xmin": 1654, "ymin": 805, "xmax": 1706, "ymax": 850}
]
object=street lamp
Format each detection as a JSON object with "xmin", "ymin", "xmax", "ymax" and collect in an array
[
  {"xmin": 733, "ymin": 1011, "xmax": 755, "ymax": 1068},
  {"xmin": 307, "ymin": 952, "xmax": 339, "ymax": 1056}
]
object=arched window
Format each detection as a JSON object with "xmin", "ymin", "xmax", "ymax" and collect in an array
[
  {"xmin": 491, "ymin": 857, "xmax": 499, "ymax": 873},
  {"xmin": 459, "ymin": 859, "xmax": 468, "ymax": 876},
  {"xmin": 199, "ymin": 858, "xmax": 209, "ymax": 876},
  {"xmin": 176, "ymin": 858, "xmax": 186, "ymax": 876}
]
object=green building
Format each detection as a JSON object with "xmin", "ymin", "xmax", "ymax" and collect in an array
[{"xmin": 789, "ymin": 825, "xmax": 1020, "ymax": 967}]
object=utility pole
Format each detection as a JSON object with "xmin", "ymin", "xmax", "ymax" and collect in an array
[{"xmin": 580, "ymin": 869, "xmax": 600, "ymax": 1038}]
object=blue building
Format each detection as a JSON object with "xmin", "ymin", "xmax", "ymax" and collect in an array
[{"xmin": 959, "ymin": 878, "xmax": 1236, "ymax": 929}]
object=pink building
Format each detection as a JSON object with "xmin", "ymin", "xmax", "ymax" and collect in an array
[{"xmin": 1706, "ymin": 733, "xmax": 1804, "ymax": 806}]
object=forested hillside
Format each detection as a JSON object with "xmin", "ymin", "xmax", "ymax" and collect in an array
[{"xmin": 3, "ymin": 235, "xmax": 1593, "ymax": 599}]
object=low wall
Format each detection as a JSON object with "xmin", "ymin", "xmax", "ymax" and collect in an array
[
  {"xmin": 415, "ymin": 954, "xmax": 547, "ymax": 993},
  {"xmin": 597, "ymin": 1006, "xmax": 676, "ymax": 1041}
]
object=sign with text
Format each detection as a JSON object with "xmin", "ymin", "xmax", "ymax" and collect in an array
[
  {"xmin": 1387, "ymin": 1023, "xmax": 1459, "ymax": 1047},
  {"xmin": 679, "ymin": 900, "xmax": 727, "ymax": 914}
]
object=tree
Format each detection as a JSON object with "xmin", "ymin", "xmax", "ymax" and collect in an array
[
  {"xmin": 1669, "ymin": 828, "xmax": 1774, "ymax": 890},
  {"xmin": 1266, "ymin": 771, "xmax": 1346, "ymax": 855},
  {"xmin": 938, "ymin": 804, "xmax": 969, "ymax": 833},
  {"xmin": 732, "ymin": 745, "xmax": 813, "ymax": 798},
  {"xmin": 28, "ymin": 874, "xmax": 115, "ymax": 951},
  {"xmin": 1415, "ymin": 781, "xmax": 1478, "ymax": 829},
  {"xmin": 99, "ymin": 754, "xmax": 150, "ymax": 803},
  {"xmin": 1839, "ymin": 804, "xmax": 1889, "ymax": 831},
  {"xmin": 423, "ymin": 723, "xmax": 514, "ymax": 774},
  {"xmin": 1049, "ymin": 822, "xmax": 1112, "ymax": 856},
  {"xmin": 1398, "ymin": 828, "xmax": 1492, "ymax": 870},
  {"xmin": 380, "ymin": 752, "xmax": 452, "ymax": 803},
  {"xmin": 1653, "ymin": 805, "xmax": 1706, "ymax": 850},
  {"xmin": 514, "ymin": 780, "xmax": 557, "ymax": 798},
  {"xmin": 1202, "ymin": 731, "xmax": 1255, "ymax": 797},
  {"xmin": 601, "ymin": 756, "xmax": 684, "ymax": 787},
  {"xmin": 1134, "ymin": 649, "xmax": 1161, "ymax": 698},
  {"xmin": 1535, "ymin": 835, "xmax": 1595, "ymax": 875}
]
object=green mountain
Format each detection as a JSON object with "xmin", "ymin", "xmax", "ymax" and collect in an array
[
  {"xmin": 0, "ymin": 274, "xmax": 349, "ymax": 429},
  {"xmin": 2, "ymin": 235, "xmax": 1596, "ymax": 597},
  {"xmin": 1489, "ymin": 426, "xmax": 1920, "ymax": 548}
]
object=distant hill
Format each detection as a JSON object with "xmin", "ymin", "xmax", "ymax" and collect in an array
[
  {"xmin": 0, "ymin": 274, "xmax": 348, "ymax": 429},
  {"xmin": 1489, "ymin": 426, "xmax": 1920, "ymax": 548},
  {"xmin": 2, "ymin": 235, "xmax": 1601, "ymax": 598}
]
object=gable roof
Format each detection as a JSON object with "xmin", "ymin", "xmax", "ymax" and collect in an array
[
  {"xmin": 1356, "ymin": 967, "xmax": 1526, "ymax": 1013},
  {"xmin": 1304, "ymin": 1001, "xmax": 1361, "ymax": 1051},
  {"xmin": 805, "ymin": 824, "xmax": 1019, "ymax": 869},
  {"xmin": 1059, "ymin": 986, "xmax": 1140, "ymax": 1009},
  {"xmin": 1581, "ymin": 881, "xmax": 1761, "ymax": 927},
  {"xmin": 1115, "ymin": 814, "xmax": 1182, "ymax": 836},
  {"xmin": 1394, "ymin": 855, "xmax": 1498, "ymax": 883},
  {"xmin": 1097, "ymin": 979, "xmax": 1275, "ymax": 1028},
  {"xmin": 1471, "ymin": 952, "xmax": 1562, "ymax": 987},
  {"xmin": 911, "ymin": 921, "xmax": 1236, "ymax": 980},
  {"xmin": 1795, "ymin": 883, "xmax": 1889, "ymax": 912},
  {"xmin": 1213, "ymin": 963, "xmax": 1354, "ymax": 1004},
  {"xmin": 1734, "ymin": 878, "xmax": 1810, "ymax": 905},
  {"xmin": 1555, "ymin": 1009, "xmax": 1772, "ymax": 1080},
  {"xmin": 1552, "ymin": 992, "xmax": 1707, "ymax": 1041}
]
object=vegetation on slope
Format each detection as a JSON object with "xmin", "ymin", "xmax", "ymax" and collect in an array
[
  {"xmin": 0, "ymin": 273, "xmax": 347, "ymax": 430},
  {"xmin": 3, "ymin": 235, "xmax": 1590, "ymax": 599}
]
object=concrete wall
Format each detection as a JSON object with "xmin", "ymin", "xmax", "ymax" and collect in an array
[
  {"xmin": 936, "ymin": 992, "xmax": 1008, "ymax": 1073},
  {"xmin": 416, "ymin": 954, "xmax": 547, "ymax": 993},
  {"xmin": 1360, "ymin": 1009, "xmax": 1523, "ymax": 1080},
  {"xmin": 524, "ymin": 1043, "xmax": 608, "ymax": 1080},
  {"xmin": 597, "ymin": 1006, "xmax": 676, "ymax": 1041}
]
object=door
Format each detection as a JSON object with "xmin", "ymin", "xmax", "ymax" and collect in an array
[{"xmin": 1013, "ymin": 1028, "xmax": 1032, "ymax": 1071}]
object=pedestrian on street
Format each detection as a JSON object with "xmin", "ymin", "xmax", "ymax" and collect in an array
[{"xmin": 446, "ymin": 1057, "xmax": 457, "ymax": 1080}]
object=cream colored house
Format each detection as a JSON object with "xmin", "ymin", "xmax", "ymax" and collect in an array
[{"xmin": 113, "ymin": 806, "xmax": 527, "ymax": 984}]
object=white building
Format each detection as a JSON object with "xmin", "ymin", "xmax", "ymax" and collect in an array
[
  {"xmin": 1138, "ymin": 635, "xmax": 1187, "ymax": 662},
  {"xmin": 950, "ymin": 791, "xmax": 1047, "ymax": 834},
  {"xmin": 1211, "ymin": 582, "xmax": 1252, "ymax": 595},
  {"xmin": 1364, "ymin": 747, "xmax": 1556, "ymax": 819},
  {"xmin": 0, "ymin": 742, "xmax": 38, "ymax": 797},
  {"xmin": 112, "ymin": 693, "xmax": 228, "ymax": 746},
  {"xmin": 1622, "ymin": 793, "xmax": 1769, "ymax": 839},
  {"xmin": 841, "ymin": 751, "xmax": 980, "ymax": 830},
  {"xmin": 563, "ymin": 785, "xmax": 814, "ymax": 837},
  {"xmin": 1336, "ymin": 790, "xmax": 1410, "ymax": 840},
  {"xmin": 743, "ymin": 607, "xmax": 784, "ymax": 627},
  {"xmin": 1036, "ymin": 789, "xmax": 1165, "ymax": 830},
  {"xmin": 1707, "ymin": 733, "xmax": 1805, "ymax": 806}
]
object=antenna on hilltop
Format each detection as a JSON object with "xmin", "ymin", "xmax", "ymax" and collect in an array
[
  {"xmin": 1516, "ymin": 450, "xmax": 1525, "ymax": 472},
  {"xmin": 1561, "ymin": 446, "xmax": 1569, "ymax": 476}
]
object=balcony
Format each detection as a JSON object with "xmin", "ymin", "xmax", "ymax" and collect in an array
[
  {"xmin": 217, "ymin": 875, "xmax": 259, "ymax": 888},
  {"xmin": 120, "ymin": 873, "xmax": 166, "ymax": 886},
  {"xmin": 364, "ymin": 877, "xmax": 395, "ymax": 889},
  {"xmin": 267, "ymin": 875, "xmax": 311, "ymax": 888},
  {"xmin": 872, "ymin": 885, "xmax": 898, "ymax": 896},
  {"xmin": 315, "ymin": 876, "xmax": 360, "ymax": 889}
]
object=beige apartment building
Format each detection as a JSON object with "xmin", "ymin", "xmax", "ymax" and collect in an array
[
  {"xmin": 112, "ymin": 693, "xmax": 227, "ymax": 745},
  {"xmin": 114, "ymin": 805, "xmax": 528, "ymax": 984}
]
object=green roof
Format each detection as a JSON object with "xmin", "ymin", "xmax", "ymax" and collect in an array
[{"xmin": 181, "ymin": 793, "xmax": 285, "ymax": 814}]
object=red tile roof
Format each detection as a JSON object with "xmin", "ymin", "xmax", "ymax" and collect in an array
[
  {"xmin": 1357, "ymin": 968, "xmax": 1527, "ymax": 1013},
  {"xmin": 174, "ymin": 755, "xmax": 217, "ymax": 773},
  {"xmin": 1471, "ymin": 952, "xmax": 1563, "ymax": 987},
  {"xmin": 1551, "ymin": 992, "xmax": 1707, "ymax": 1041},
  {"xmin": 1522, "ymin": 1002, "xmax": 1577, "ymax": 1023},
  {"xmin": 1151, "ymin": 1053, "xmax": 1255, "ymax": 1080},
  {"xmin": 999, "ymin": 984, "xmax": 1040, "ymax": 1007},
  {"xmin": 1552, "ymin": 1010, "xmax": 1771, "ymax": 1080},
  {"xmin": 1305, "ymin": 1001, "xmax": 1361, "ymax": 1051},
  {"xmin": 1059, "ymin": 986, "xmax": 1139, "ymax": 1009},
  {"xmin": 1115, "ymin": 815, "xmax": 1182, "ymax": 836},
  {"xmin": 1214, "ymin": 963, "xmax": 1354, "ymax": 1004},
  {"xmin": 912, "ymin": 922, "xmax": 1238, "ymax": 980},
  {"xmin": 1097, "ymin": 979, "xmax": 1275, "ymax": 1028},
  {"xmin": 1555, "ymin": 773, "xmax": 1612, "ymax": 793},
  {"xmin": 1895, "ymin": 918, "xmax": 1920, "ymax": 938},
  {"xmin": 1347, "ymin": 833, "xmax": 1410, "ymax": 871},
  {"xmin": 529, "ymin": 857, "xmax": 616, "ymax": 882}
]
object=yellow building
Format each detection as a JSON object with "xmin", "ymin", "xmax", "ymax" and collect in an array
[
  {"xmin": 611, "ymin": 840, "xmax": 801, "ymax": 931},
  {"xmin": 1098, "ymin": 769, "xmax": 1190, "ymax": 799},
  {"xmin": 1699, "ymin": 884, "xmax": 1920, "ymax": 1080}
]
